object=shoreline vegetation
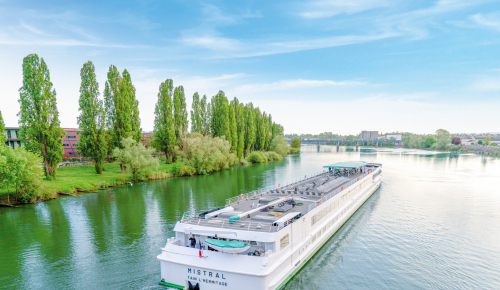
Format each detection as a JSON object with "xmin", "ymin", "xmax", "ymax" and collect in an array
[{"xmin": 1, "ymin": 54, "xmax": 291, "ymax": 205}]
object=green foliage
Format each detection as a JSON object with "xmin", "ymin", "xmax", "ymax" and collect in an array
[
  {"xmin": 484, "ymin": 136, "xmax": 491, "ymax": 145},
  {"xmin": 291, "ymin": 137, "xmax": 302, "ymax": 149},
  {"xmin": 445, "ymin": 145, "xmax": 460, "ymax": 152},
  {"xmin": 236, "ymin": 102, "xmax": 245, "ymax": 160},
  {"xmin": 190, "ymin": 92, "xmax": 202, "ymax": 133},
  {"xmin": 247, "ymin": 151, "xmax": 283, "ymax": 164},
  {"xmin": 477, "ymin": 140, "xmax": 483, "ymax": 145},
  {"xmin": 0, "ymin": 111, "xmax": 5, "ymax": 144},
  {"xmin": 210, "ymin": 91, "xmax": 230, "ymax": 139},
  {"xmin": 173, "ymin": 85, "xmax": 188, "ymax": 145},
  {"xmin": 200, "ymin": 95, "xmax": 211, "ymax": 135},
  {"xmin": 103, "ymin": 65, "xmax": 142, "ymax": 151},
  {"xmin": 270, "ymin": 135, "xmax": 289, "ymax": 157},
  {"xmin": 112, "ymin": 137, "xmax": 159, "ymax": 181},
  {"xmin": 244, "ymin": 103, "xmax": 255, "ymax": 157},
  {"xmin": 18, "ymin": 54, "xmax": 65, "ymax": 179},
  {"xmin": 423, "ymin": 135, "xmax": 437, "ymax": 148},
  {"xmin": 77, "ymin": 61, "xmax": 107, "ymax": 174},
  {"xmin": 491, "ymin": 142, "xmax": 498, "ymax": 146},
  {"xmin": 435, "ymin": 129, "xmax": 450, "ymax": 150},
  {"xmin": 0, "ymin": 145, "xmax": 43, "ymax": 203},
  {"xmin": 288, "ymin": 147, "xmax": 300, "ymax": 154},
  {"xmin": 153, "ymin": 79, "xmax": 176, "ymax": 163},
  {"xmin": 228, "ymin": 102, "xmax": 237, "ymax": 154},
  {"xmin": 176, "ymin": 133, "xmax": 236, "ymax": 175}
]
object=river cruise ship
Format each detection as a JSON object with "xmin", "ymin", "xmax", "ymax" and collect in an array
[{"xmin": 158, "ymin": 161, "xmax": 382, "ymax": 290}]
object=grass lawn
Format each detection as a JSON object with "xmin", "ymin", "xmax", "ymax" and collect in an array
[{"xmin": 0, "ymin": 161, "xmax": 177, "ymax": 201}]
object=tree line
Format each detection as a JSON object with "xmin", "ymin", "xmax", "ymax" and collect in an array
[{"xmin": 2, "ymin": 54, "xmax": 285, "ymax": 181}]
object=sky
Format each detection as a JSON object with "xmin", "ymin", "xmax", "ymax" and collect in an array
[{"xmin": 1, "ymin": 0, "xmax": 500, "ymax": 135}]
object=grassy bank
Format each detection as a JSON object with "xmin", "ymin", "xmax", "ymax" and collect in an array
[{"xmin": 0, "ymin": 161, "xmax": 176, "ymax": 204}]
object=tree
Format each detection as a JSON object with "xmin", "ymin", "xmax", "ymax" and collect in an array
[
  {"xmin": 491, "ymin": 142, "xmax": 498, "ymax": 146},
  {"xmin": 190, "ymin": 92, "xmax": 202, "ymax": 133},
  {"xmin": 18, "ymin": 54, "xmax": 65, "ymax": 179},
  {"xmin": 104, "ymin": 65, "xmax": 142, "ymax": 150},
  {"xmin": 478, "ymin": 140, "xmax": 483, "ymax": 145},
  {"xmin": 112, "ymin": 137, "xmax": 159, "ymax": 181},
  {"xmin": 0, "ymin": 146, "xmax": 43, "ymax": 203},
  {"xmin": 77, "ymin": 61, "xmax": 107, "ymax": 174},
  {"xmin": 103, "ymin": 65, "xmax": 142, "ymax": 170},
  {"xmin": 152, "ymin": 79, "xmax": 176, "ymax": 164},
  {"xmin": 435, "ymin": 129, "xmax": 450, "ymax": 150},
  {"xmin": 244, "ymin": 103, "xmax": 255, "ymax": 157},
  {"xmin": 210, "ymin": 91, "xmax": 230, "ymax": 139},
  {"xmin": 269, "ymin": 135, "xmax": 289, "ymax": 157},
  {"xmin": 228, "ymin": 101, "xmax": 237, "ymax": 154},
  {"xmin": 452, "ymin": 137, "xmax": 461, "ymax": 145},
  {"xmin": 423, "ymin": 136, "xmax": 437, "ymax": 148},
  {"xmin": 484, "ymin": 136, "xmax": 491, "ymax": 145},
  {"xmin": 0, "ymin": 110, "xmax": 5, "ymax": 144},
  {"xmin": 291, "ymin": 137, "xmax": 302, "ymax": 149},
  {"xmin": 236, "ymin": 103, "xmax": 245, "ymax": 160},
  {"xmin": 173, "ymin": 86, "xmax": 188, "ymax": 146},
  {"xmin": 200, "ymin": 95, "xmax": 210, "ymax": 135}
]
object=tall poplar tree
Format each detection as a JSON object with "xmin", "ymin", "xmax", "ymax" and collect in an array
[
  {"xmin": 236, "ymin": 103, "xmax": 245, "ymax": 160},
  {"xmin": 244, "ymin": 103, "xmax": 256, "ymax": 157},
  {"xmin": 18, "ymin": 54, "xmax": 65, "ymax": 179},
  {"xmin": 205, "ymin": 99, "xmax": 212, "ymax": 136},
  {"xmin": 103, "ymin": 65, "xmax": 141, "ymax": 170},
  {"xmin": 228, "ymin": 100, "xmax": 237, "ymax": 154},
  {"xmin": 210, "ymin": 91, "xmax": 230, "ymax": 139},
  {"xmin": 200, "ymin": 95, "xmax": 209, "ymax": 135},
  {"xmin": 153, "ymin": 79, "xmax": 176, "ymax": 163},
  {"xmin": 77, "ymin": 61, "xmax": 107, "ymax": 174},
  {"xmin": 173, "ymin": 85, "xmax": 188, "ymax": 144},
  {"xmin": 190, "ymin": 92, "xmax": 202, "ymax": 133}
]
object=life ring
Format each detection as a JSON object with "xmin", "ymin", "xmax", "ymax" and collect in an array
[
  {"xmin": 318, "ymin": 200, "xmax": 321, "ymax": 205},
  {"xmin": 240, "ymin": 194, "xmax": 244, "ymax": 199},
  {"xmin": 341, "ymin": 186, "xmax": 344, "ymax": 190},
  {"xmin": 357, "ymin": 177, "xmax": 359, "ymax": 181}
]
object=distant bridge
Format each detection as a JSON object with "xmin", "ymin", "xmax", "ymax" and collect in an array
[{"xmin": 298, "ymin": 139, "xmax": 403, "ymax": 148}]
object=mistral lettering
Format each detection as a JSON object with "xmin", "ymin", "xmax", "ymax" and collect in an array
[{"xmin": 188, "ymin": 268, "xmax": 228, "ymax": 286}]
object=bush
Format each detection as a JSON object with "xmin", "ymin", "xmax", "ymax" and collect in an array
[
  {"xmin": 175, "ymin": 133, "xmax": 236, "ymax": 175},
  {"xmin": 452, "ymin": 137, "xmax": 461, "ymax": 145},
  {"xmin": 265, "ymin": 151, "xmax": 282, "ymax": 162},
  {"xmin": 248, "ymin": 151, "xmax": 267, "ymax": 163},
  {"xmin": 288, "ymin": 147, "xmax": 300, "ymax": 154},
  {"xmin": 491, "ymin": 142, "xmax": 498, "ymax": 146},
  {"xmin": 291, "ymin": 137, "xmax": 302, "ymax": 149},
  {"xmin": 478, "ymin": 140, "xmax": 483, "ymax": 145},
  {"xmin": 62, "ymin": 157, "xmax": 68, "ymax": 162},
  {"xmin": 112, "ymin": 137, "xmax": 159, "ymax": 181},
  {"xmin": 269, "ymin": 136, "xmax": 289, "ymax": 157},
  {"xmin": 445, "ymin": 145, "xmax": 460, "ymax": 152}
]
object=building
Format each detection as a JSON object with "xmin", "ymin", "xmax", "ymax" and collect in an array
[
  {"xmin": 62, "ymin": 128, "xmax": 81, "ymax": 158},
  {"xmin": 141, "ymin": 132, "xmax": 153, "ymax": 149},
  {"xmin": 4, "ymin": 127, "xmax": 23, "ymax": 149},
  {"xmin": 386, "ymin": 134, "xmax": 402, "ymax": 141},
  {"xmin": 360, "ymin": 131, "xmax": 378, "ymax": 140}
]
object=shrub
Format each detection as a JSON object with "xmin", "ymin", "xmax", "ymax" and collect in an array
[
  {"xmin": 247, "ymin": 151, "xmax": 267, "ymax": 163},
  {"xmin": 62, "ymin": 157, "xmax": 68, "ymax": 162},
  {"xmin": 265, "ymin": 151, "xmax": 282, "ymax": 162},
  {"xmin": 112, "ymin": 137, "xmax": 159, "ymax": 181},
  {"xmin": 175, "ymin": 133, "xmax": 236, "ymax": 175},
  {"xmin": 491, "ymin": 142, "xmax": 498, "ymax": 146},
  {"xmin": 291, "ymin": 137, "xmax": 302, "ymax": 149},
  {"xmin": 452, "ymin": 137, "xmax": 461, "ymax": 145},
  {"xmin": 478, "ymin": 140, "xmax": 483, "ymax": 145},
  {"xmin": 288, "ymin": 147, "xmax": 300, "ymax": 154},
  {"xmin": 269, "ymin": 136, "xmax": 289, "ymax": 157}
]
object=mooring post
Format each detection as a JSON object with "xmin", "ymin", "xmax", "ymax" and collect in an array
[
  {"xmin": 337, "ymin": 142, "xmax": 339, "ymax": 149},
  {"xmin": 356, "ymin": 142, "xmax": 358, "ymax": 150}
]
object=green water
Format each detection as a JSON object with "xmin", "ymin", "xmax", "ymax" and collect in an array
[{"xmin": 1, "ymin": 146, "xmax": 500, "ymax": 289}]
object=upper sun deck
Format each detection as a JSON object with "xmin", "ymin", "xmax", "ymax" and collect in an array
[{"xmin": 179, "ymin": 162, "xmax": 381, "ymax": 233}]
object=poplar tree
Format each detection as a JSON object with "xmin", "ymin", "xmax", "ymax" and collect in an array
[
  {"xmin": 173, "ymin": 86, "xmax": 188, "ymax": 144},
  {"xmin": 200, "ymin": 95, "xmax": 209, "ymax": 135},
  {"xmin": 210, "ymin": 91, "xmax": 230, "ymax": 139},
  {"xmin": 77, "ymin": 61, "xmax": 107, "ymax": 174},
  {"xmin": 18, "ymin": 54, "xmax": 65, "ymax": 179},
  {"xmin": 228, "ymin": 101, "xmax": 237, "ymax": 154},
  {"xmin": 261, "ymin": 112, "xmax": 268, "ymax": 151},
  {"xmin": 153, "ymin": 79, "xmax": 176, "ymax": 163},
  {"xmin": 103, "ymin": 65, "xmax": 141, "ymax": 171},
  {"xmin": 206, "ymin": 100, "xmax": 212, "ymax": 136},
  {"xmin": 236, "ymin": 103, "xmax": 245, "ymax": 160},
  {"xmin": 190, "ymin": 92, "xmax": 202, "ymax": 133},
  {"xmin": 244, "ymin": 103, "xmax": 256, "ymax": 157},
  {"xmin": 0, "ymin": 111, "xmax": 5, "ymax": 144}
]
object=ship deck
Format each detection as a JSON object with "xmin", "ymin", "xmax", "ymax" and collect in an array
[{"xmin": 180, "ymin": 166, "xmax": 378, "ymax": 233}]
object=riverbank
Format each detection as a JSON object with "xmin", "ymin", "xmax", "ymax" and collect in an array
[
  {"xmin": 460, "ymin": 145, "xmax": 500, "ymax": 157},
  {"xmin": 0, "ymin": 162, "xmax": 176, "ymax": 205}
]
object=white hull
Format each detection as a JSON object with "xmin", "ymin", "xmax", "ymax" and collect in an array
[{"xmin": 158, "ymin": 167, "xmax": 382, "ymax": 290}]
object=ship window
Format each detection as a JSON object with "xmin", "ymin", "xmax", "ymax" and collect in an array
[{"xmin": 280, "ymin": 234, "xmax": 289, "ymax": 250}]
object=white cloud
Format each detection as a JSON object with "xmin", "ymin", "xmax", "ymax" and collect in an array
[
  {"xmin": 470, "ymin": 77, "xmax": 500, "ymax": 92},
  {"xmin": 180, "ymin": 35, "xmax": 242, "ymax": 51},
  {"xmin": 233, "ymin": 78, "xmax": 366, "ymax": 95},
  {"xmin": 299, "ymin": 0, "xmax": 391, "ymax": 19},
  {"xmin": 470, "ymin": 12, "xmax": 500, "ymax": 31}
]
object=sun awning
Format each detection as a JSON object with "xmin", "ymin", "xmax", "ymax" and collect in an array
[
  {"xmin": 204, "ymin": 238, "xmax": 249, "ymax": 248},
  {"xmin": 323, "ymin": 161, "xmax": 367, "ymax": 169}
]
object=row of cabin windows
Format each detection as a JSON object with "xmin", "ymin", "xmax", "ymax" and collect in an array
[
  {"xmin": 63, "ymin": 144, "xmax": 78, "ymax": 147},
  {"xmin": 311, "ymin": 179, "xmax": 371, "ymax": 227}
]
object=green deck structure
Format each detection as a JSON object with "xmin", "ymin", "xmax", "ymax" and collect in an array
[{"xmin": 323, "ymin": 161, "xmax": 367, "ymax": 169}]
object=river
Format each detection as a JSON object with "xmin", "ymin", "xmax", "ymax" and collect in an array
[{"xmin": 1, "ymin": 146, "xmax": 500, "ymax": 289}]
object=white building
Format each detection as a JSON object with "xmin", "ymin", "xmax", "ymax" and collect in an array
[{"xmin": 385, "ymin": 134, "xmax": 402, "ymax": 141}]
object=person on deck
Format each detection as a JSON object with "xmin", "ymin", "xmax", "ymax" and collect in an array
[{"xmin": 189, "ymin": 236, "xmax": 196, "ymax": 248}]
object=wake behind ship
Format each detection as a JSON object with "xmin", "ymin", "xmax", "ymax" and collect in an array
[{"xmin": 158, "ymin": 161, "xmax": 382, "ymax": 290}]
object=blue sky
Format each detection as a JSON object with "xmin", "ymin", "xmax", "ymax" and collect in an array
[{"xmin": 1, "ymin": 0, "xmax": 500, "ymax": 135}]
